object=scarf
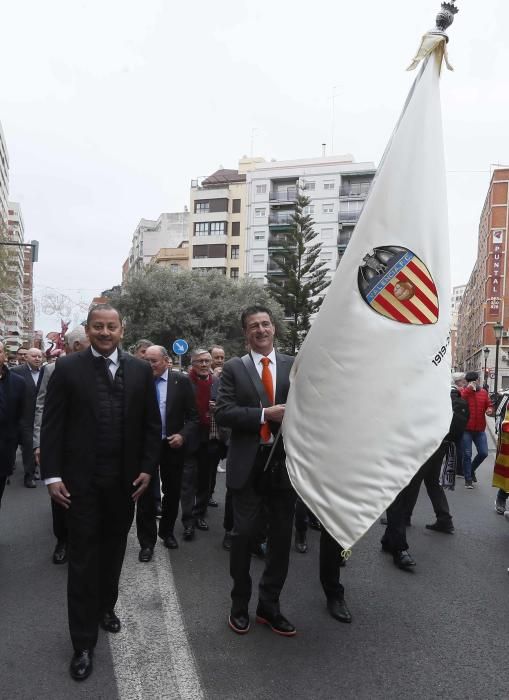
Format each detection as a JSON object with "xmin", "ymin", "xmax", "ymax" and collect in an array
[{"xmin": 189, "ymin": 368, "xmax": 212, "ymax": 427}]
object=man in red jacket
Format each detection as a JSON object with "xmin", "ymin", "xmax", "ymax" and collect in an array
[{"xmin": 460, "ymin": 371, "xmax": 493, "ymax": 488}]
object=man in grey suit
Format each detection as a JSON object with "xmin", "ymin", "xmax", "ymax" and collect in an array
[
  {"xmin": 215, "ymin": 305, "xmax": 297, "ymax": 637},
  {"xmin": 33, "ymin": 326, "xmax": 90, "ymax": 564}
]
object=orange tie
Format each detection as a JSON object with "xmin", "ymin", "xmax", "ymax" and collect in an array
[{"xmin": 260, "ymin": 357, "xmax": 274, "ymax": 442}]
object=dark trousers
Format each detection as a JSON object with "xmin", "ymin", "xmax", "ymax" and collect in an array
[
  {"xmin": 320, "ymin": 528, "xmax": 345, "ymax": 601},
  {"xmin": 382, "ymin": 442, "xmax": 450, "ymax": 552},
  {"xmin": 0, "ymin": 475, "xmax": 7, "ymax": 508},
  {"xmin": 224, "ymin": 488, "xmax": 233, "ymax": 532},
  {"xmin": 67, "ymin": 476, "xmax": 134, "ymax": 651},
  {"xmin": 230, "ymin": 448, "xmax": 296, "ymax": 615},
  {"xmin": 19, "ymin": 427, "xmax": 36, "ymax": 478},
  {"xmin": 52, "ymin": 500, "xmax": 68, "ymax": 542},
  {"xmin": 137, "ymin": 441, "xmax": 184, "ymax": 547},
  {"xmin": 181, "ymin": 440, "xmax": 222, "ymax": 524}
]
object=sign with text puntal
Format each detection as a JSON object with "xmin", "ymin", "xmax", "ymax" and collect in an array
[{"xmin": 487, "ymin": 229, "xmax": 506, "ymax": 318}]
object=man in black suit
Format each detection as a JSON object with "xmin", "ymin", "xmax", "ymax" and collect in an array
[
  {"xmin": 40, "ymin": 304, "xmax": 161, "ymax": 682},
  {"xmin": 136, "ymin": 344, "xmax": 199, "ymax": 560},
  {"xmin": 12, "ymin": 347, "xmax": 44, "ymax": 487},
  {"xmin": 0, "ymin": 341, "xmax": 25, "ymax": 509},
  {"xmin": 215, "ymin": 305, "xmax": 297, "ymax": 637}
]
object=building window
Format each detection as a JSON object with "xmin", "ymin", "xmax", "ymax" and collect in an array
[
  {"xmin": 322, "ymin": 203, "xmax": 334, "ymax": 214},
  {"xmin": 306, "ymin": 181, "xmax": 316, "ymax": 191},
  {"xmin": 194, "ymin": 222, "xmax": 209, "ymax": 236},
  {"xmin": 193, "ymin": 244, "xmax": 227, "ymax": 259},
  {"xmin": 210, "ymin": 221, "xmax": 226, "ymax": 235},
  {"xmin": 230, "ymin": 267, "xmax": 239, "ymax": 279},
  {"xmin": 232, "ymin": 199, "xmax": 241, "ymax": 213},
  {"xmin": 321, "ymin": 251, "xmax": 333, "ymax": 262},
  {"xmin": 256, "ymin": 184, "xmax": 267, "ymax": 194},
  {"xmin": 253, "ymin": 254, "xmax": 264, "ymax": 263},
  {"xmin": 170, "ymin": 264, "xmax": 180, "ymax": 272},
  {"xmin": 321, "ymin": 228, "xmax": 333, "ymax": 241},
  {"xmin": 304, "ymin": 205, "xmax": 315, "ymax": 215},
  {"xmin": 195, "ymin": 200, "xmax": 210, "ymax": 213},
  {"xmin": 254, "ymin": 231, "xmax": 265, "ymax": 241},
  {"xmin": 255, "ymin": 208, "xmax": 266, "ymax": 218},
  {"xmin": 232, "ymin": 221, "xmax": 240, "ymax": 237},
  {"xmin": 324, "ymin": 181, "xmax": 335, "ymax": 190},
  {"xmin": 231, "ymin": 245, "xmax": 240, "ymax": 259},
  {"xmin": 194, "ymin": 221, "xmax": 226, "ymax": 236}
]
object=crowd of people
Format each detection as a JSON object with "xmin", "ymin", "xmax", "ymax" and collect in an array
[{"xmin": 0, "ymin": 302, "xmax": 507, "ymax": 683}]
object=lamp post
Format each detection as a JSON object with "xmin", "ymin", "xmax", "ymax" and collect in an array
[
  {"xmin": 483, "ymin": 346, "xmax": 490, "ymax": 390},
  {"xmin": 493, "ymin": 321, "xmax": 504, "ymax": 401}
]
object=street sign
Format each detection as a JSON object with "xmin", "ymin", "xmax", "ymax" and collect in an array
[{"xmin": 172, "ymin": 339, "xmax": 189, "ymax": 356}]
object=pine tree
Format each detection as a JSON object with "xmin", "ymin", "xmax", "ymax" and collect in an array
[{"xmin": 268, "ymin": 194, "xmax": 329, "ymax": 354}]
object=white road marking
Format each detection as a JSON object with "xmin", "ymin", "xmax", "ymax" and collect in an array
[{"xmin": 109, "ymin": 530, "xmax": 205, "ymax": 700}]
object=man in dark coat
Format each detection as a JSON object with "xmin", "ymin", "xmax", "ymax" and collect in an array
[
  {"xmin": 136, "ymin": 344, "xmax": 199, "ymax": 560},
  {"xmin": 0, "ymin": 341, "xmax": 25, "ymax": 508},
  {"xmin": 215, "ymin": 305, "xmax": 297, "ymax": 637},
  {"xmin": 12, "ymin": 346, "xmax": 44, "ymax": 487},
  {"xmin": 40, "ymin": 304, "xmax": 161, "ymax": 682}
]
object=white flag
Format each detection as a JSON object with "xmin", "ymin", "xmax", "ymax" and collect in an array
[{"xmin": 283, "ymin": 43, "xmax": 452, "ymax": 552}]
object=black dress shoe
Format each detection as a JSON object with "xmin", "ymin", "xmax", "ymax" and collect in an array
[
  {"xmin": 195, "ymin": 518, "xmax": 209, "ymax": 531},
  {"xmin": 228, "ymin": 612, "xmax": 250, "ymax": 634},
  {"xmin": 327, "ymin": 598, "xmax": 352, "ymax": 623},
  {"xmin": 100, "ymin": 610, "xmax": 121, "ymax": 633},
  {"xmin": 52, "ymin": 541, "xmax": 67, "ymax": 565},
  {"xmin": 139, "ymin": 547, "xmax": 153, "ymax": 562},
  {"xmin": 155, "ymin": 502, "xmax": 162, "ymax": 518},
  {"xmin": 425, "ymin": 521, "xmax": 454, "ymax": 534},
  {"xmin": 256, "ymin": 607, "xmax": 296, "ymax": 636},
  {"xmin": 70, "ymin": 649, "xmax": 93, "ymax": 681},
  {"xmin": 222, "ymin": 531, "xmax": 233, "ymax": 551},
  {"xmin": 24, "ymin": 476, "xmax": 36, "ymax": 489},
  {"xmin": 163, "ymin": 534, "xmax": 179, "ymax": 549},
  {"xmin": 393, "ymin": 550, "xmax": 416, "ymax": 570},
  {"xmin": 208, "ymin": 498, "xmax": 219, "ymax": 508},
  {"xmin": 295, "ymin": 531, "xmax": 308, "ymax": 554},
  {"xmin": 183, "ymin": 526, "xmax": 195, "ymax": 541}
]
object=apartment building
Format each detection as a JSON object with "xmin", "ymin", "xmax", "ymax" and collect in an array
[
  {"xmin": 244, "ymin": 155, "xmax": 376, "ymax": 286},
  {"xmin": 450, "ymin": 284, "xmax": 466, "ymax": 370},
  {"xmin": 456, "ymin": 168, "xmax": 509, "ymax": 389},
  {"xmin": 0, "ymin": 122, "xmax": 10, "ymax": 338},
  {"xmin": 125, "ymin": 211, "xmax": 190, "ymax": 280}
]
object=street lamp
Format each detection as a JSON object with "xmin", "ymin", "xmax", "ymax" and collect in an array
[
  {"xmin": 493, "ymin": 321, "xmax": 504, "ymax": 401},
  {"xmin": 483, "ymin": 346, "xmax": 490, "ymax": 390}
]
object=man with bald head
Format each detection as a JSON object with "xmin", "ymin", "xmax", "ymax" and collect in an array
[
  {"xmin": 12, "ymin": 346, "xmax": 45, "ymax": 488},
  {"xmin": 136, "ymin": 344, "xmax": 199, "ymax": 561}
]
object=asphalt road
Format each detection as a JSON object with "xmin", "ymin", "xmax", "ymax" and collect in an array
[{"xmin": 1, "ymin": 432, "xmax": 508, "ymax": 700}]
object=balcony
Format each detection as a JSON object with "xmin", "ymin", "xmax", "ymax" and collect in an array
[
  {"xmin": 267, "ymin": 258, "xmax": 284, "ymax": 275},
  {"xmin": 339, "ymin": 184, "xmax": 371, "ymax": 198},
  {"xmin": 269, "ymin": 187, "xmax": 298, "ymax": 204},
  {"xmin": 269, "ymin": 213, "xmax": 294, "ymax": 229},
  {"xmin": 268, "ymin": 233, "xmax": 292, "ymax": 249},
  {"xmin": 338, "ymin": 210, "xmax": 361, "ymax": 223}
]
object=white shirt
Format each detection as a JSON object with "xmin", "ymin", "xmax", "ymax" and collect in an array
[
  {"xmin": 45, "ymin": 346, "xmax": 120, "ymax": 486},
  {"xmin": 156, "ymin": 369, "xmax": 168, "ymax": 439},
  {"xmin": 250, "ymin": 348, "xmax": 277, "ymax": 426},
  {"xmin": 30, "ymin": 368, "xmax": 40, "ymax": 386},
  {"xmin": 90, "ymin": 346, "xmax": 120, "ymax": 378}
]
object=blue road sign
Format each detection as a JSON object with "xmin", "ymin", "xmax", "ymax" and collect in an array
[{"xmin": 172, "ymin": 339, "xmax": 189, "ymax": 356}]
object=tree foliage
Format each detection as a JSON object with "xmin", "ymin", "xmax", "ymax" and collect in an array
[
  {"xmin": 110, "ymin": 267, "xmax": 287, "ymax": 359},
  {"xmin": 267, "ymin": 194, "xmax": 329, "ymax": 354}
]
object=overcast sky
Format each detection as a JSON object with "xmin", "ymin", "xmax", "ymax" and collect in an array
[{"xmin": 1, "ymin": 0, "xmax": 507, "ymax": 335}]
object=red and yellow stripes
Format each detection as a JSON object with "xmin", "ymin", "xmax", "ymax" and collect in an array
[
  {"xmin": 370, "ymin": 257, "xmax": 439, "ymax": 325},
  {"xmin": 493, "ymin": 433, "xmax": 509, "ymax": 490}
]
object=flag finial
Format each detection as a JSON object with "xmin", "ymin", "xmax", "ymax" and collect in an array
[{"xmin": 434, "ymin": 1, "xmax": 459, "ymax": 37}]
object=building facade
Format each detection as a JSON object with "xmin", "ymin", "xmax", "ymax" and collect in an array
[
  {"xmin": 0, "ymin": 122, "xmax": 10, "ymax": 338},
  {"xmin": 188, "ymin": 158, "xmax": 264, "ymax": 278},
  {"xmin": 125, "ymin": 211, "xmax": 190, "ymax": 280},
  {"xmin": 450, "ymin": 284, "xmax": 466, "ymax": 370},
  {"xmin": 2, "ymin": 203, "xmax": 25, "ymax": 348},
  {"xmin": 151, "ymin": 242, "xmax": 189, "ymax": 271},
  {"xmin": 245, "ymin": 155, "xmax": 376, "ymax": 287},
  {"xmin": 456, "ymin": 168, "xmax": 509, "ymax": 389}
]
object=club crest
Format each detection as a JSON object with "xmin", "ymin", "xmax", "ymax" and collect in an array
[{"xmin": 358, "ymin": 246, "xmax": 438, "ymax": 325}]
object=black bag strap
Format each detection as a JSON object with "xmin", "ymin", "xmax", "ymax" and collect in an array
[{"xmin": 240, "ymin": 354, "xmax": 272, "ymax": 408}]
